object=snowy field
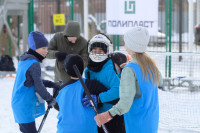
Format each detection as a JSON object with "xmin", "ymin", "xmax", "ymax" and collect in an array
[
  {"xmin": 0, "ymin": 78, "xmax": 58, "ymax": 133},
  {"xmin": 1, "ymin": 47, "xmax": 200, "ymax": 133},
  {"xmin": 1, "ymin": 75, "xmax": 200, "ymax": 133}
]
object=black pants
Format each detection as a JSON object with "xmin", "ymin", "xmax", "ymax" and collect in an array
[
  {"xmin": 98, "ymin": 115, "xmax": 125, "ymax": 133},
  {"xmin": 19, "ymin": 121, "xmax": 38, "ymax": 133}
]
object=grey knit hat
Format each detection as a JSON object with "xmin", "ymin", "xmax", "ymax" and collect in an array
[
  {"xmin": 124, "ymin": 27, "xmax": 150, "ymax": 53},
  {"xmin": 64, "ymin": 21, "xmax": 80, "ymax": 37}
]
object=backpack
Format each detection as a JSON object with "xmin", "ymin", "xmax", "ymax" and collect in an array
[{"xmin": 0, "ymin": 55, "xmax": 16, "ymax": 71}]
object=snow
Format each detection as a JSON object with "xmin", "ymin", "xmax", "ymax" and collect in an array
[
  {"xmin": 0, "ymin": 78, "xmax": 58, "ymax": 133},
  {"xmin": 1, "ymin": 76, "xmax": 200, "ymax": 133},
  {"xmin": 1, "ymin": 52, "xmax": 200, "ymax": 133},
  {"xmin": 158, "ymin": 89, "xmax": 200, "ymax": 133}
]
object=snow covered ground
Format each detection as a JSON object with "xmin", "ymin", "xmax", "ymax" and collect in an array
[
  {"xmin": 1, "ymin": 75, "xmax": 200, "ymax": 133},
  {"xmin": 0, "ymin": 78, "xmax": 58, "ymax": 133},
  {"xmin": 1, "ymin": 49, "xmax": 200, "ymax": 133}
]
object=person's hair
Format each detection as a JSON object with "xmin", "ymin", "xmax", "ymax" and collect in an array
[{"xmin": 129, "ymin": 51, "xmax": 159, "ymax": 85}]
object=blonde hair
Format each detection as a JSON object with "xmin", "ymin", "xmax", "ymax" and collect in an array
[{"xmin": 129, "ymin": 51, "xmax": 159, "ymax": 85}]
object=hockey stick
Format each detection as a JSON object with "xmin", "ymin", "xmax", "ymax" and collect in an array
[
  {"xmin": 38, "ymin": 85, "xmax": 60, "ymax": 133},
  {"xmin": 38, "ymin": 106, "xmax": 50, "ymax": 133},
  {"xmin": 73, "ymin": 65, "xmax": 109, "ymax": 133}
]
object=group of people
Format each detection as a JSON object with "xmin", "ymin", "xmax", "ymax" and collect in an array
[{"xmin": 11, "ymin": 21, "xmax": 162, "ymax": 133}]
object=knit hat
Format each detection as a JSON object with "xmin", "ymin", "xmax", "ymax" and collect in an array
[
  {"xmin": 64, "ymin": 21, "xmax": 80, "ymax": 38},
  {"xmin": 112, "ymin": 52, "xmax": 127, "ymax": 67},
  {"xmin": 124, "ymin": 27, "xmax": 150, "ymax": 53},
  {"xmin": 64, "ymin": 54, "xmax": 84, "ymax": 77},
  {"xmin": 28, "ymin": 31, "xmax": 49, "ymax": 50}
]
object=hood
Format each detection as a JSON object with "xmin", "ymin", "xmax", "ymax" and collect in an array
[
  {"xmin": 63, "ymin": 21, "xmax": 80, "ymax": 38},
  {"xmin": 19, "ymin": 52, "xmax": 40, "ymax": 62}
]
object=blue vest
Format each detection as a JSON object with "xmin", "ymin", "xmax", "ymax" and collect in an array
[
  {"xmin": 11, "ymin": 59, "xmax": 45, "ymax": 123},
  {"xmin": 56, "ymin": 79, "xmax": 97, "ymax": 133},
  {"xmin": 124, "ymin": 63, "xmax": 159, "ymax": 133},
  {"xmin": 85, "ymin": 59, "xmax": 120, "ymax": 113}
]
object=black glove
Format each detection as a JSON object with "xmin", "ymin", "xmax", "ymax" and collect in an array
[
  {"xmin": 54, "ymin": 103, "xmax": 60, "ymax": 111},
  {"xmin": 52, "ymin": 81, "xmax": 62, "ymax": 90},
  {"xmin": 47, "ymin": 98, "xmax": 57, "ymax": 108},
  {"xmin": 43, "ymin": 80, "xmax": 62, "ymax": 90},
  {"xmin": 55, "ymin": 52, "xmax": 67, "ymax": 62}
]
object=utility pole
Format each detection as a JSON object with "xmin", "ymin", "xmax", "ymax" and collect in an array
[
  {"xmin": 165, "ymin": 0, "xmax": 172, "ymax": 78},
  {"xmin": 69, "ymin": 0, "xmax": 74, "ymax": 20},
  {"xmin": 84, "ymin": 0, "xmax": 88, "ymax": 40},
  {"xmin": 197, "ymin": 0, "xmax": 200, "ymax": 24},
  {"xmin": 179, "ymin": 0, "xmax": 183, "ymax": 61}
]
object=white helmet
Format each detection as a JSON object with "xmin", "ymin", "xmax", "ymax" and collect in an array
[{"xmin": 88, "ymin": 34, "xmax": 113, "ymax": 62}]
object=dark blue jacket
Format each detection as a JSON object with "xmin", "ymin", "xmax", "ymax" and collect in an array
[
  {"xmin": 11, "ymin": 52, "xmax": 53, "ymax": 123},
  {"xmin": 20, "ymin": 52, "xmax": 52, "ymax": 101}
]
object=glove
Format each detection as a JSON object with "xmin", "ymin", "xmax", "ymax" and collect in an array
[
  {"xmin": 54, "ymin": 102, "xmax": 60, "ymax": 111},
  {"xmin": 52, "ymin": 81, "xmax": 63, "ymax": 98},
  {"xmin": 55, "ymin": 52, "xmax": 67, "ymax": 62},
  {"xmin": 52, "ymin": 81, "xmax": 62, "ymax": 90},
  {"xmin": 82, "ymin": 95, "xmax": 99, "ymax": 107},
  {"xmin": 43, "ymin": 80, "xmax": 62, "ymax": 90},
  {"xmin": 47, "ymin": 98, "xmax": 57, "ymax": 108}
]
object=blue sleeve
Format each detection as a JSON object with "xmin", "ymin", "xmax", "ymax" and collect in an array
[
  {"xmin": 84, "ymin": 68, "xmax": 89, "ymax": 79},
  {"xmin": 28, "ymin": 63, "xmax": 53, "ymax": 102},
  {"xmin": 99, "ymin": 65, "xmax": 120, "ymax": 103}
]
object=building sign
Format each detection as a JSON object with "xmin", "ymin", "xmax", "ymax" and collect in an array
[
  {"xmin": 106, "ymin": 0, "xmax": 158, "ymax": 35},
  {"xmin": 53, "ymin": 14, "xmax": 65, "ymax": 26}
]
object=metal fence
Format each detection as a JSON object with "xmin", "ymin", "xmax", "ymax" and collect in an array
[{"xmin": 33, "ymin": 0, "xmax": 200, "ymax": 53}]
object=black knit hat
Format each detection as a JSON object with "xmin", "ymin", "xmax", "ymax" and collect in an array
[
  {"xmin": 64, "ymin": 54, "xmax": 84, "ymax": 77},
  {"xmin": 112, "ymin": 52, "xmax": 127, "ymax": 67}
]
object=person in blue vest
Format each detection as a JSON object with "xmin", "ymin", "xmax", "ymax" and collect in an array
[
  {"xmin": 56, "ymin": 54, "xmax": 109, "ymax": 133},
  {"xmin": 94, "ymin": 27, "xmax": 160, "ymax": 133},
  {"xmin": 11, "ymin": 31, "xmax": 58, "ymax": 133},
  {"xmin": 82, "ymin": 34, "xmax": 125, "ymax": 133}
]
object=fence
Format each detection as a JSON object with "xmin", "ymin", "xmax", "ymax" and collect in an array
[
  {"xmin": 33, "ymin": 0, "xmax": 200, "ymax": 52},
  {"xmin": 1, "ymin": 0, "xmax": 200, "ymax": 132}
]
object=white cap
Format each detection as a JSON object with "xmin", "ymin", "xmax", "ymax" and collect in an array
[{"xmin": 124, "ymin": 27, "xmax": 150, "ymax": 53}]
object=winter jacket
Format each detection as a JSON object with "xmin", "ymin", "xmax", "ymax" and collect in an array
[
  {"xmin": 123, "ymin": 63, "xmax": 159, "ymax": 133},
  {"xmin": 56, "ymin": 79, "xmax": 97, "ymax": 133},
  {"xmin": 85, "ymin": 59, "xmax": 120, "ymax": 113},
  {"xmin": 46, "ymin": 22, "xmax": 88, "ymax": 83},
  {"xmin": 11, "ymin": 52, "xmax": 53, "ymax": 123},
  {"xmin": 109, "ymin": 58, "xmax": 162, "ymax": 117},
  {"xmin": 54, "ymin": 79, "xmax": 108, "ymax": 111}
]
